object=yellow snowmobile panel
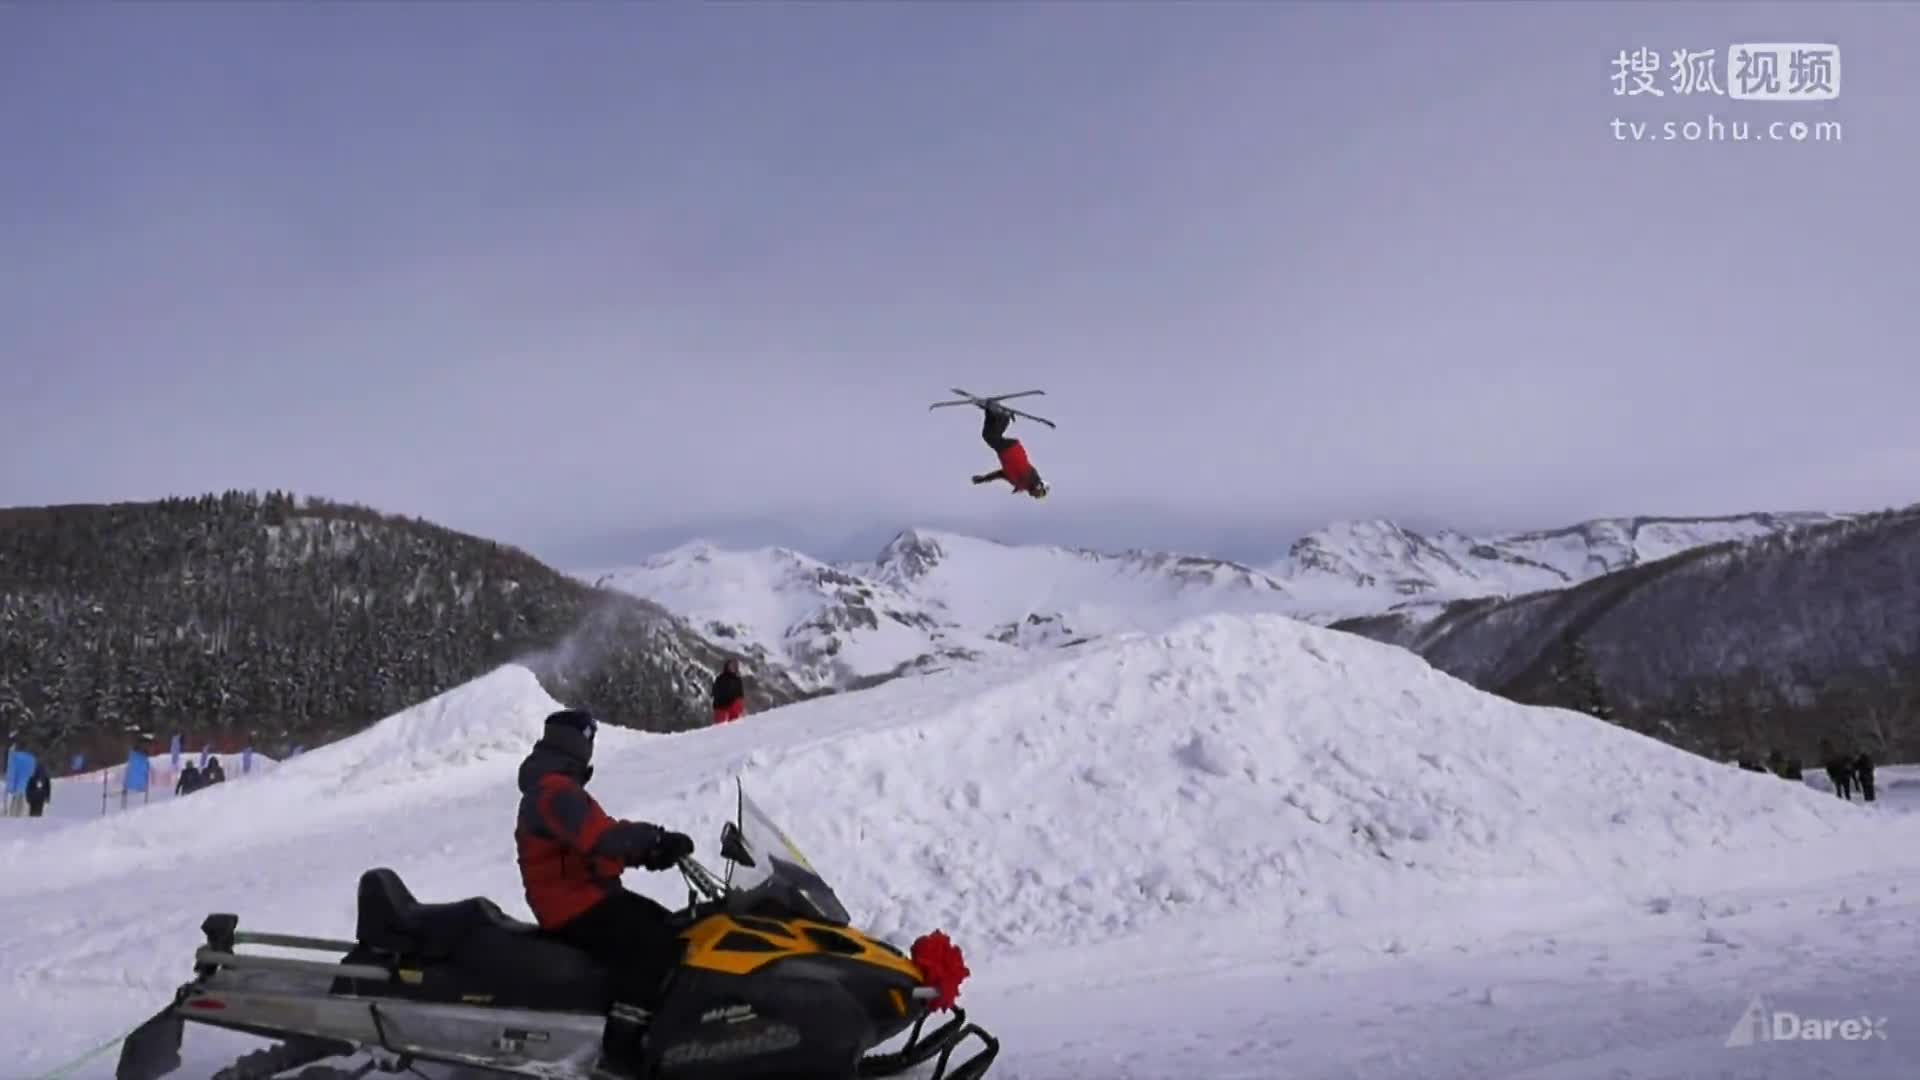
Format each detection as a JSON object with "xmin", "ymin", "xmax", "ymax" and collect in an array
[{"xmin": 679, "ymin": 912, "xmax": 926, "ymax": 983}]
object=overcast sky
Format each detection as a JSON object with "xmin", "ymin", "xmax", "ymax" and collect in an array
[{"xmin": 2, "ymin": 3, "xmax": 1911, "ymax": 567}]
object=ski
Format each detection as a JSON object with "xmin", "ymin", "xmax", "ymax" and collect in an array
[
  {"xmin": 928, "ymin": 389, "xmax": 1056, "ymax": 429},
  {"xmin": 928, "ymin": 389, "xmax": 1045, "ymax": 408}
]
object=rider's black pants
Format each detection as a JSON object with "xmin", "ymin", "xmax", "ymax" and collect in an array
[{"xmin": 554, "ymin": 887, "xmax": 683, "ymax": 1008}]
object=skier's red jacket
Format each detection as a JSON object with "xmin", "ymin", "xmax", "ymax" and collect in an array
[
  {"xmin": 515, "ymin": 745, "xmax": 665, "ymax": 928},
  {"xmin": 996, "ymin": 440, "xmax": 1040, "ymax": 491}
]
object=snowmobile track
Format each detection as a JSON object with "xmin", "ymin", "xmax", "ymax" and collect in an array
[{"xmin": 208, "ymin": 1039, "xmax": 351, "ymax": 1080}]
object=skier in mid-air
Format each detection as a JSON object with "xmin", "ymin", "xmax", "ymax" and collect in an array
[{"xmin": 970, "ymin": 402, "xmax": 1049, "ymax": 499}]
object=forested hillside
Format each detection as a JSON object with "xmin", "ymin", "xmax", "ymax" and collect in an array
[
  {"xmin": 0, "ymin": 492, "xmax": 798, "ymax": 763},
  {"xmin": 1334, "ymin": 505, "xmax": 1920, "ymax": 760}
]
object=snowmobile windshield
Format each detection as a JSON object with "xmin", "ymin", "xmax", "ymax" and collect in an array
[{"xmin": 729, "ymin": 787, "xmax": 852, "ymax": 926}]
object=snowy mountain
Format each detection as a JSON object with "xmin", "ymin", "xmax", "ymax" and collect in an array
[
  {"xmin": 849, "ymin": 526, "xmax": 1292, "ymax": 636},
  {"xmin": 9, "ymin": 614, "xmax": 1916, "ymax": 1079},
  {"xmin": 1335, "ymin": 504, "xmax": 1920, "ymax": 761},
  {"xmin": 585, "ymin": 540, "xmax": 965, "ymax": 693},
  {"xmin": 585, "ymin": 512, "xmax": 1841, "ymax": 695},
  {"xmin": 583, "ymin": 529, "xmax": 1295, "ymax": 691},
  {"xmin": 1271, "ymin": 511, "xmax": 1850, "ymax": 620}
]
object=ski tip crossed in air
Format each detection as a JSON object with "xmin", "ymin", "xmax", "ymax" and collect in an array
[{"xmin": 929, "ymin": 388, "xmax": 1052, "ymax": 500}]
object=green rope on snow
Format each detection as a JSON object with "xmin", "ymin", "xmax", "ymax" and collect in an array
[{"xmin": 31, "ymin": 1027, "xmax": 133, "ymax": 1080}]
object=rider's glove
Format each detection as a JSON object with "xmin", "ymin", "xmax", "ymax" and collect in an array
[{"xmin": 639, "ymin": 830, "xmax": 695, "ymax": 871}]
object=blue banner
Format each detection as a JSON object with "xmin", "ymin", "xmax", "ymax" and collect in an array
[
  {"xmin": 5, "ymin": 750, "xmax": 35, "ymax": 795},
  {"xmin": 71, "ymin": 753, "xmax": 85, "ymax": 773},
  {"xmin": 199, "ymin": 746, "xmax": 210, "ymax": 767},
  {"xmin": 169, "ymin": 734, "xmax": 181, "ymax": 769},
  {"xmin": 242, "ymin": 746, "xmax": 253, "ymax": 774},
  {"xmin": 124, "ymin": 751, "xmax": 151, "ymax": 794}
]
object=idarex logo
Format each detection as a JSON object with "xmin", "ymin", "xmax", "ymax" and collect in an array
[{"xmin": 1726, "ymin": 995, "xmax": 1889, "ymax": 1047}]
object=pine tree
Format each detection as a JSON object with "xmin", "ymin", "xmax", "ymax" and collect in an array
[
  {"xmin": 1551, "ymin": 638, "xmax": 1616, "ymax": 723},
  {"xmin": 1684, "ymin": 684, "xmax": 1711, "ymax": 728},
  {"xmin": 0, "ymin": 676, "xmax": 31, "ymax": 736}
]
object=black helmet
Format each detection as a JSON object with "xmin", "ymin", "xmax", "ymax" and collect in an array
[{"xmin": 541, "ymin": 709, "xmax": 598, "ymax": 767}]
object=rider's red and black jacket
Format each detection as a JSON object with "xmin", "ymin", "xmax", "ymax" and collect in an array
[{"xmin": 514, "ymin": 740, "xmax": 664, "ymax": 928}]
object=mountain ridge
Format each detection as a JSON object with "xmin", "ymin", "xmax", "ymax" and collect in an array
[
  {"xmin": 1329, "ymin": 504, "xmax": 1920, "ymax": 760},
  {"xmin": 584, "ymin": 526, "xmax": 1295, "ymax": 693},
  {"xmin": 1271, "ymin": 510, "xmax": 1851, "ymax": 620},
  {"xmin": 584, "ymin": 508, "xmax": 1845, "ymax": 695}
]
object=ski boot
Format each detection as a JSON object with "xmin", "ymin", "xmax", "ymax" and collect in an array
[
  {"xmin": 591, "ymin": 961, "xmax": 680, "ymax": 1079},
  {"xmin": 589, "ymin": 1002, "xmax": 652, "ymax": 1080}
]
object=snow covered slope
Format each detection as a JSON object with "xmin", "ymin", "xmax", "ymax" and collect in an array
[
  {"xmin": 585, "ymin": 529, "xmax": 1296, "ymax": 691},
  {"xmin": 1273, "ymin": 511, "xmax": 1848, "ymax": 620},
  {"xmin": 6, "ymin": 612, "xmax": 1917, "ymax": 1078}
]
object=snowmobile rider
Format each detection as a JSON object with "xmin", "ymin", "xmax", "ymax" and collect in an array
[
  {"xmin": 515, "ymin": 708, "xmax": 696, "ymax": 1077},
  {"xmin": 971, "ymin": 402, "xmax": 1048, "ymax": 498}
]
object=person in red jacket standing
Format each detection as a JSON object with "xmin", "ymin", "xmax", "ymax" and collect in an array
[
  {"xmin": 710, "ymin": 659, "xmax": 746, "ymax": 724},
  {"xmin": 971, "ymin": 403, "xmax": 1049, "ymax": 499},
  {"xmin": 514, "ymin": 709, "xmax": 694, "ymax": 1078}
]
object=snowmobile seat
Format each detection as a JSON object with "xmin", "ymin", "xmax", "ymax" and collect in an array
[
  {"xmin": 351, "ymin": 868, "xmax": 612, "ymax": 1011},
  {"xmin": 355, "ymin": 867, "xmax": 537, "ymax": 960}
]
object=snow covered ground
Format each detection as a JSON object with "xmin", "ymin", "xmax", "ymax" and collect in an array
[{"xmin": 3, "ymin": 614, "xmax": 1914, "ymax": 1079}]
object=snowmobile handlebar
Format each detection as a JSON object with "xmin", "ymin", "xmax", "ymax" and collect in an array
[{"xmin": 675, "ymin": 854, "xmax": 728, "ymax": 904}]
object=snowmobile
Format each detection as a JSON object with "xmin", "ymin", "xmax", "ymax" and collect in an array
[{"xmin": 115, "ymin": 782, "xmax": 999, "ymax": 1080}]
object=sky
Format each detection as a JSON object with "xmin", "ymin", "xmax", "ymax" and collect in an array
[{"xmin": 2, "ymin": 2, "xmax": 1913, "ymax": 568}]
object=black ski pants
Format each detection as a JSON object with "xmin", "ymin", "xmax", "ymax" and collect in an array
[
  {"xmin": 981, "ymin": 406, "xmax": 1015, "ymax": 452},
  {"xmin": 554, "ymin": 888, "xmax": 683, "ymax": 1008}
]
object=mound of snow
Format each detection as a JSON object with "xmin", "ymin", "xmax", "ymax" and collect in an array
[
  {"xmin": 666, "ymin": 614, "xmax": 1859, "ymax": 959},
  {"xmin": 286, "ymin": 664, "xmax": 562, "ymax": 795}
]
